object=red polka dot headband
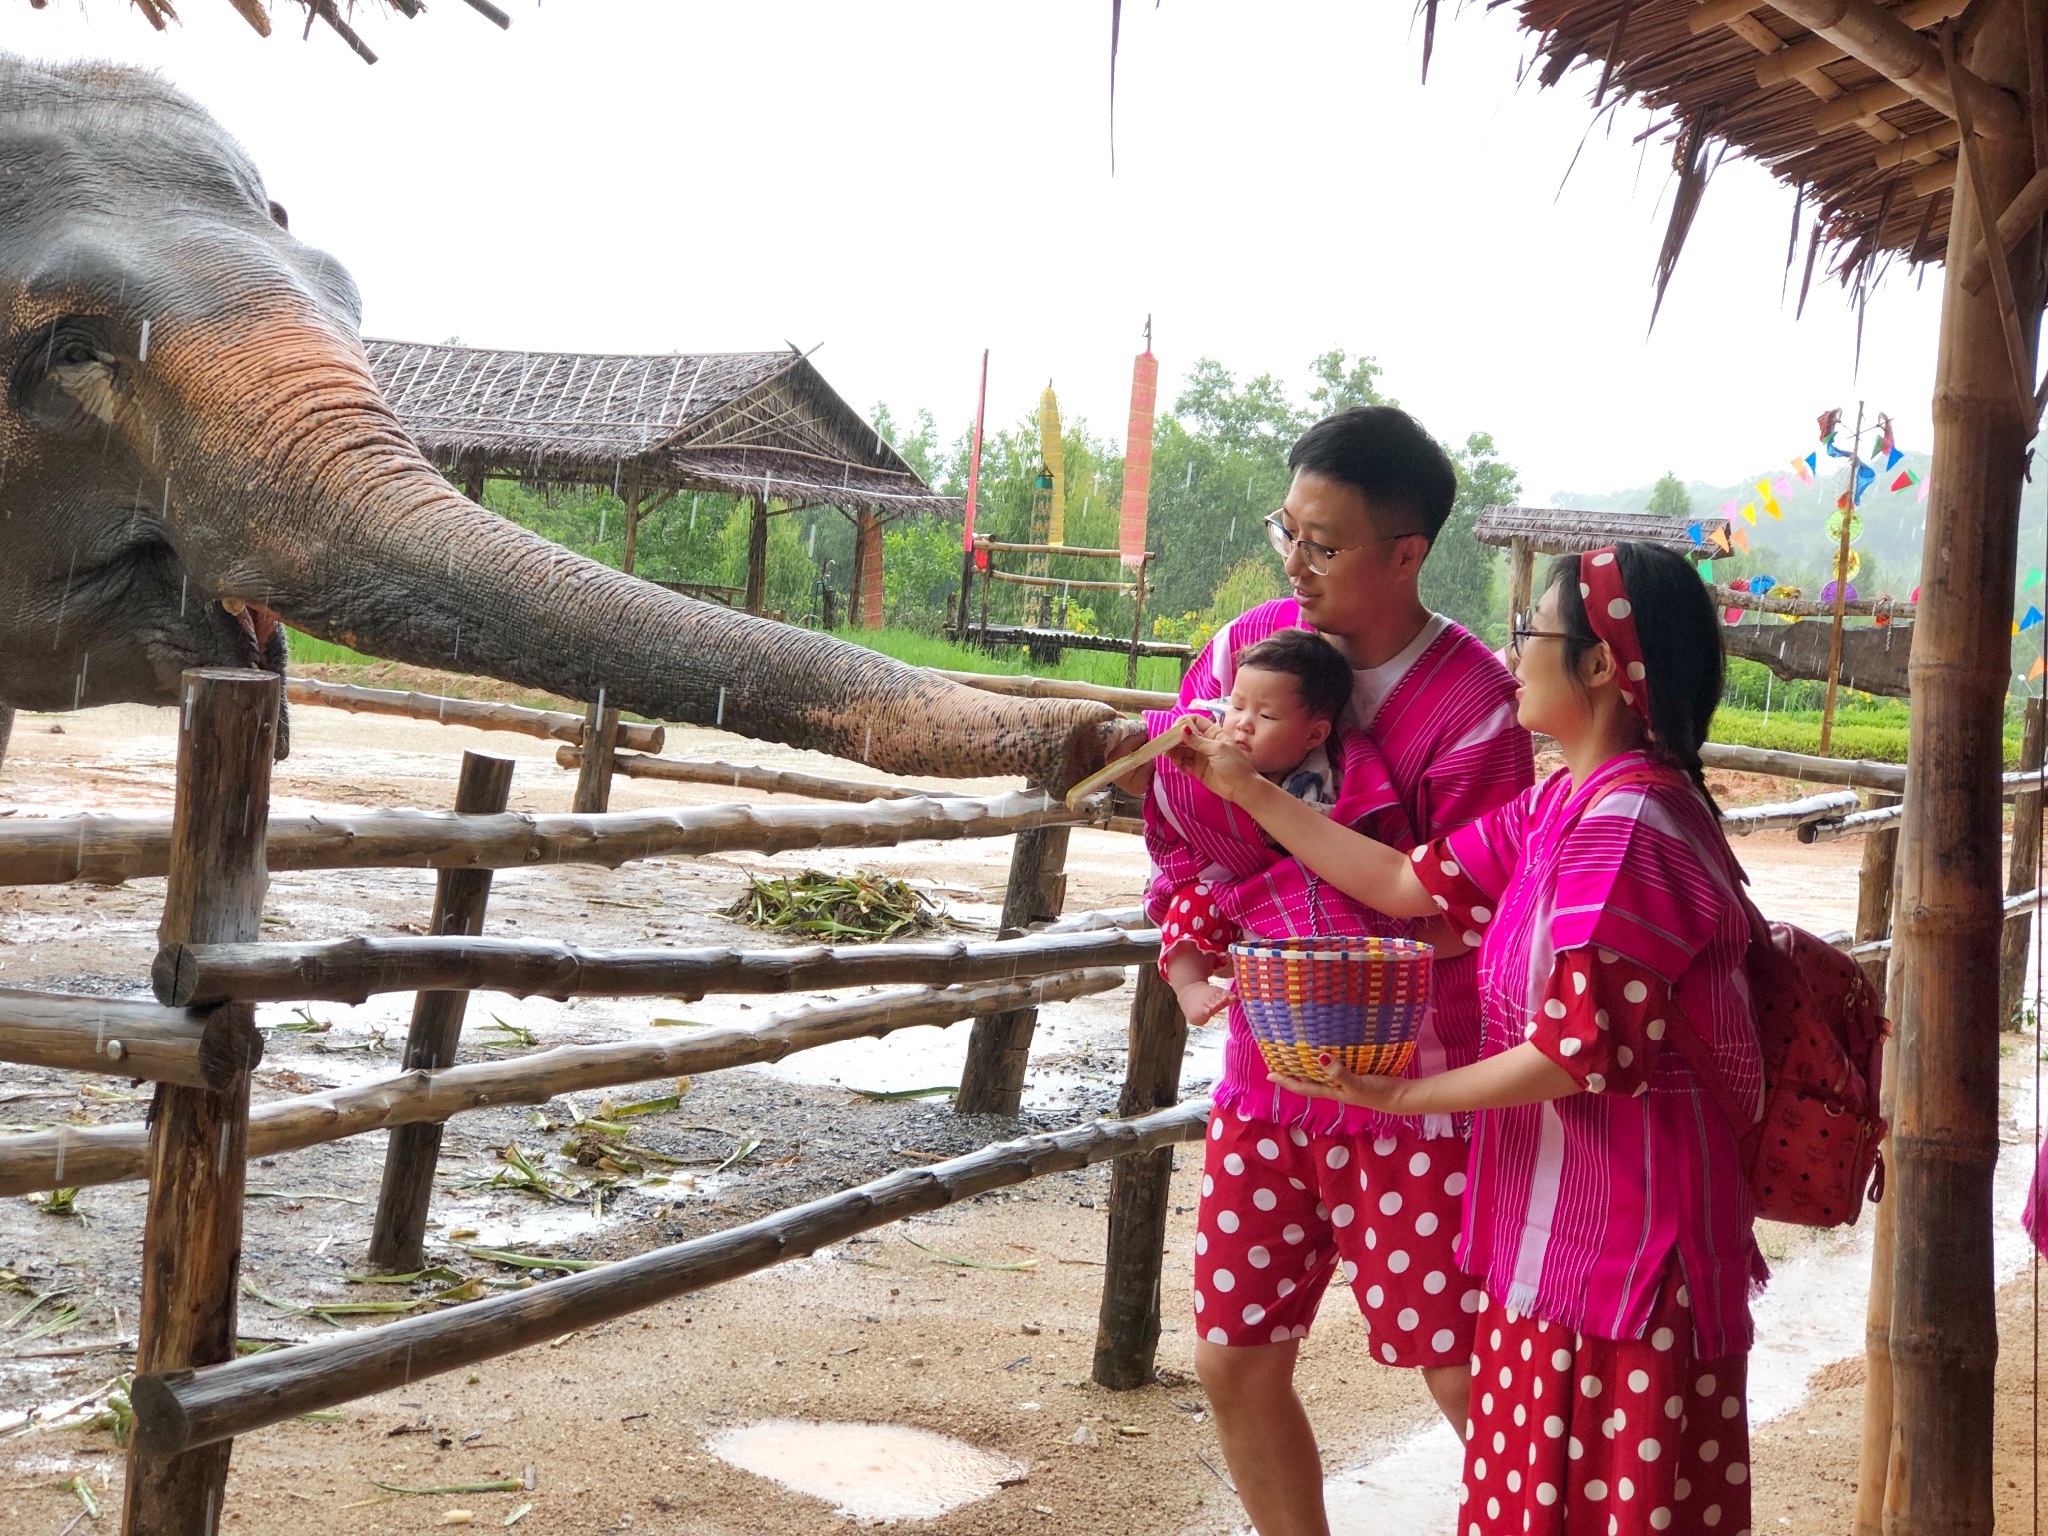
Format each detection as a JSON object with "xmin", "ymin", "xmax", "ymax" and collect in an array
[{"xmin": 1580, "ymin": 546, "xmax": 1656, "ymax": 741}]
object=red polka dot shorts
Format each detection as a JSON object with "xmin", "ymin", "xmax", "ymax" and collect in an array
[
  {"xmin": 1191, "ymin": 1107, "xmax": 1480, "ymax": 1367},
  {"xmin": 1461, "ymin": 1274, "xmax": 1752, "ymax": 1535}
]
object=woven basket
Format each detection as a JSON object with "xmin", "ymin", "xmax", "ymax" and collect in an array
[{"xmin": 1231, "ymin": 936, "xmax": 1434, "ymax": 1086}]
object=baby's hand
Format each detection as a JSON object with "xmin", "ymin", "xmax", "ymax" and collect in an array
[{"xmin": 1174, "ymin": 978, "xmax": 1232, "ymax": 1027}]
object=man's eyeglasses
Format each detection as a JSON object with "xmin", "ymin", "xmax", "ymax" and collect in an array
[
  {"xmin": 1508, "ymin": 608, "xmax": 1576, "ymax": 660},
  {"xmin": 1263, "ymin": 512, "xmax": 1422, "ymax": 577}
]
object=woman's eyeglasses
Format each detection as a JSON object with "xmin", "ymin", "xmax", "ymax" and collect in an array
[
  {"xmin": 1263, "ymin": 511, "xmax": 1421, "ymax": 577},
  {"xmin": 1508, "ymin": 608, "xmax": 1576, "ymax": 659}
]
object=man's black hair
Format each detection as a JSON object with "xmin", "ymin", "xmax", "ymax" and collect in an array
[
  {"xmin": 1287, "ymin": 405, "xmax": 1458, "ymax": 544},
  {"xmin": 1234, "ymin": 628, "xmax": 1353, "ymax": 724}
]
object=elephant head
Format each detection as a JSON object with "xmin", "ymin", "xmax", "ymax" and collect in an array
[{"xmin": 0, "ymin": 56, "xmax": 1118, "ymax": 786}]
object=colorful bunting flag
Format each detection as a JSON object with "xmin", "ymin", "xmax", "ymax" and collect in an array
[
  {"xmin": 1040, "ymin": 384, "xmax": 1066, "ymax": 546},
  {"xmin": 1817, "ymin": 407, "xmax": 1842, "ymax": 441},
  {"xmin": 1890, "ymin": 468, "xmax": 1918, "ymax": 493},
  {"xmin": 1885, "ymin": 444, "xmax": 1904, "ymax": 471},
  {"xmin": 1732, "ymin": 524, "xmax": 1750, "ymax": 552},
  {"xmin": 1773, "ymin": 477, "xmax": 1795, "ymax": 498},
  {"xmin": 1709, "ymin": 525, "xmax": 1732, "ymax": 554},
  {"xmin": 1685, "ymin": 521, "xmax": 1704, "ymax": 547},
  {"xmin": 2022, "ymin": 606, "xmax": 2044, "ymax": 632},
  {"xmin": 1802, "ymin": 452, "xmax": 1818, "ymax": 483},
  {"xmin": 1853, "ymin": 461, "xmax": 1877, "ymax": 504},
  {"xmin": 1918, "ymin": 477, "xmax": 1930, "ymax": 503},
  {"xmin": 2032, "ymin": 657, "xmax": 2046, "ymax": 682},
  {"xmin": 2028, "ymin": 567, "xmax": 2044, "ymax": 589},
  {"xmin": 1825, "ymin": 437, "xmax": 1853, "ymax": 459},
  {"xmin": 1120, "ymin": 341, "xmax": 1159, "ymax": 569},
  {"xmin": 1740, "ymin": 503, "xmax": 1757, "ymax": 525}
]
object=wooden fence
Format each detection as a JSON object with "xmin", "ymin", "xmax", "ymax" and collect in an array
[{"xmin": 0, "ymin": 669, "xmax": 1203, "ymax": 1532}]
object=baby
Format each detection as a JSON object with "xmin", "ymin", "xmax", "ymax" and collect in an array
[{"xmin": 1153, "ymin": 628, "xmax": 1355, "ymax": 1025}]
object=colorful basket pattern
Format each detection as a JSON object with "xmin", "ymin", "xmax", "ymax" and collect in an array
[{"xmin": 1230, "ymin": 936, "xmax": 1434, "ymax": 1086}]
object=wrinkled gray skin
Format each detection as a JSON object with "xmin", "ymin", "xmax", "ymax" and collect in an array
[{"xmin": 0, "ymin": 57, "xmax": 1117, "ymax": 785}]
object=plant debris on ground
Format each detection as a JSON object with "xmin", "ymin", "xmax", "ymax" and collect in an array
[{"xmin": 721, "ymin": 870, "xmax": 949, "ymax": 942}]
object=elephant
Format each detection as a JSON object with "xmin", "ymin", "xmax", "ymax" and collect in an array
[{"xmin": 0, "ymin": 56, "xmax": 1118, "ymax": 787}]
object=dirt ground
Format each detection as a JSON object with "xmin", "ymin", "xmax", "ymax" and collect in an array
[{"xmin": 0, "ymin": 685, "xmax": 2021, "ymax": 1534}]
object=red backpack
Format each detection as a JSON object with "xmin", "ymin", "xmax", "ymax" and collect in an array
[{"xmin": 1598, "ymin": 768, "xmax": 1890, "ymax": 1228}]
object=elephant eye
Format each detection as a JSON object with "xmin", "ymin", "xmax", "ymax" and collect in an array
[{"xmin": 10, "ymin": 316, "xmax": 118, "ymax": 435}]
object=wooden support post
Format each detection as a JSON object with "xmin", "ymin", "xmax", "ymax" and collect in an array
[
  {"xmin": 619, "ymin": 483, "xmax": 643, "ymax": 576},
  {"xmin": 856, "ymin": 512, "xmax": 885, "ymax": 629},
  {"xmin": 1819, "ymin": 402, "xmax": 1866, "ymax": 758},
  {"xmin": 1092, "ymin": 965, "xmax": 1190, "ymax": 1388},
  {"xmin": 120, "ymin": 669, "xmax": 277, "ymax": 1536},
  {"xmin": 743, "ymin": 496, "xmax": 769, "ymax": 615},
  {"xmin": 1507, "ymin": 536, "xmax": 1535, "ymax": 625},
  {"xmin": 461, "ymin": 464, "xmax": 484, "ymax": 504},
  {"xmin": 951, "ymin": 542, "xmax": 975, "ymax": 640},
  {"xmin": 955, "ymin": 807, "xmax": 1072, "ymax": 1116},
  {"xmin": 366, "ymin": 751, "xmax": 516, "ymax": 1273},
  {"xmin": 1853, "ymin": 791, "xmax": 1902, "ymax": 998},
  {"xmin": 1125, "ymin": 560, "xmax": 1149, "ymax": 691},
  {"xmin": 1999, "ymin": 696, "xmax": 2046, "ymax": 1030},
  {"xmin": 1854, "ymin": 969, "xmax": 1906, "ymax": 1536},
  {"xmin": 1885, "ymin": 60, "xmax": 2042, "ymax": 1533},
  {"xmin": 571, "ymin": 692, "xmax": 620, "ymax": 815}
]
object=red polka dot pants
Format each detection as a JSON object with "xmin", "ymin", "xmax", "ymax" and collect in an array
[
  {"xmin": 1461, "ymin": 1276, "xmax": 1751, "ymax": 1535},
  {"xmin": 1191, "ymin": 1107, "xmax": 1480, "ymax": 1367}
]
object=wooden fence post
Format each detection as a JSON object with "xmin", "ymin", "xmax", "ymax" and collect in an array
[
  {"xmin": 743, "ymin": 496, "xmax": 769, "ymax": 615},
  {"xmin": 366, "ymin": 751, "xmax": 517, "ymax": 1273},
  {"xmin": 1854, "ymin": 791, "xmax": 1901, "ymax": 998},
  {"xmin": 1507, "ymin": 536, "xmax": 1534, "ymax": 626},
  {"xmin": 955, "ymin": 811, "xmax": 1071, "ymax": 1116},
  {"xmin": 1093, "ymin": 964, "xmax": 1190, "ymax": 1387},
  {"xmin": 1999, "ymin": 697, "xmax": 2046, "ymax": 1030},
  {"xmin": 120, "ymin": 669, "xmax": 277, "ymax": 1536},
  {"xmin": 572, "ymin": 692, "xmax": 620, "ymax": 815},
  {"xmin": 1125, "ymin": 560, "xmax": 1149, "ymax": 690}
]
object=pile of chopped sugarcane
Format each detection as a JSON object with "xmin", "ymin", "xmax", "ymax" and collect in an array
[{"xmin": 722, "ymin": 869, "xmax": 949, "ymax": 942}]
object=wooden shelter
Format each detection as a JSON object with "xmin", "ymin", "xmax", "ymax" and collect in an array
[
  {"xmin": 365, "ymin": 340, "xmax": 955, "ymax": 626},
  {"xmin": 1465, "ymin": 3, "xmax": 2045, "ymax": 1531},
  {"xmin": 1474, "ymin": 503, "xmax": 1735, "ymax": 618}
]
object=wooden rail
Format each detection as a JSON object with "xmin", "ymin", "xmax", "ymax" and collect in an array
[
  {"xmin": 129, "ymin": 1098, "xmax": 1214, "ymax": 1455},
  {"xmin": 1719, "ymin": 789, "xmax": 1863, "ymax": 835},
  {"xmin": 1705, "ymin": 581, "xmax": 1915, "ymax": 620},
  {"xmin": 287, "ymin": 677, "xmax": 663, "ymax": 752},
  {"xmin": 0, "ymin": 788, "xmax": 1104, "ymax": 887},
  {"xmin": 554, "ymin": 745, "xmax": 971, "ymax": 803},
  {"xmin": 0, "ymin": 971, "xmax": 1125, "ymax": 1198},
  {"xmin": 154, "ymin": 928, "xmax": 1162, "ymax": 1007},
  {"xmin": 1698, "ymin": 742, "xmax": 1906, "ymax": 792},
  {"xmin": 0, "ymin": 987, "xmax": 260, "ymax": 1089}
]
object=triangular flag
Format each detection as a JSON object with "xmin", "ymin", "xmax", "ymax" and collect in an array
[
  {"xmin": 1709, "ymin": 525, "xmax": 1732, "ymax": 554},
  {"xmin": 2032, "ymin": 657, "xmax": 2046, "ymax": 681},
  {"xmin": 1732, "ymin": 525, "xmax": 1750, "ymax": 552},
  {"xmin": 1918, "ymin": 477, "xmax": 1930, "ymax": 503},
  {"xmin": 2027, "ymin": 566, "xmax": 2044, "ymax": 588},
  {"xmin": 1853, "ymin": 461, "xmax": 1877, "ymax": 504},
  {"xmin": 1802, "ymin": 452, "xmax": 1818, "ymax": 482},
  {"xmin": 2023, "ymin": 606, "xmax": 2043, "ymax": 632},
  {"xmin": 1885, "ymin": 444, "xmax": 1904, "ymax": 470},
  {"xmin": 1890, "ymin": 468, "xmax": 1918, "ymax": 492},
  {"xmin": 1740, "ymin": 503, "xmax": 1757, "ymax": 525},
  {"xmin": 1773, "ymin": 477, "xmax": 1795, "ymax": 497},
  {"xmin": 1686, "ymin": 521, "xmax": 1704, "ymax": 547},
  {"xmin": 1718, "ymin": 499, "xmax": 1737, "ymax": 518}
]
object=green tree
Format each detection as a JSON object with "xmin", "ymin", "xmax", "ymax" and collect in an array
[
  {"xmin": 882, "ymin": 517, "xmax": 963, "ymax": 632},
  {"xmin": 1421, "ymin": 432, "xmax": 1519, "ymax": 638},
  {"xmin": 1306, "ymin": 348, "xmax": 1395, "ymax": 415},
  {"xmin": 1646, "ymin": 472, "xmax": 1693, "ymax": 519}
]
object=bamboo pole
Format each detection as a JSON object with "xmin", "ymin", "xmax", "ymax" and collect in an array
[
  {"xmin": 121, "ymin": 670, "xmax": 278, "ymax": 1536},
  {"xmin": 1819, "ymin": 401, "xmax": 1866, "ymax": 758},
  {"xmin": 1885, "ymin": 53, "xmax": 2042, "ymax": 1530},
  {"xmin": 155, "ymin": 927, "xmax": 1158, "ymax": 1009},
  {"xmin": 928, "ymin": 668, "xmax": 1175, "ymax": 712},
  {"xmin": 570, "ymin": 692, "xmax": 620, "ymax": 815},
  {"xmin": 988, "ymin": 569, "xmax": 1138, "ymax": 594},
  {"xmin": 2000, "ymin": 698, "xmax": 2047, "ymax": 1031},
  {"xmin": 367, "ymin": 752, "xmax": 516, "ymax": 1274},
  {"xmin": 1763, "ymin": 0, "xmax": 2026, "ymax": 134},
  {"xmin": 619, "ymin": 483, "xmax": 643, "ymax": 575},
  {"xmin": 284, "ymin": 678, "xmax": 663, "ymax": 753},
  {"xmin": 1697, "ymin": 741, "xmax": 1905, "ymax": 790},
  {"xmin": 0, "ymin": 971, "xmax": 1127, "ymax": 1199},
  {"xmin": 129, "ymin": 1099, "xmax": 1215, "ymax": 1455},
  {"xmin": 1719, "ymin": 788, "xmax": 1863, "ymax": 834},
  {"xmin": 1093, "ymin": 965, "xmax": 1189, "ymax": 1387},
  {"xmin": 0, "ymin": 788, "xmax": 1105, "ymax": 888},
  {"xmin": 0, "ymin": 989, "xmax": 259, "ymax": 1090},
  {"xmin": 1854, "ymin": 961, "xmax": 1908, "ymax": 1536},
  {"xmin": 1853, "ymin": 792, "xmax": 1903, "ymax": 998},
  {"xmin": 1705, "ymin": 579, "xmax": 1914, "ymax": 620},
  {"xmin": 956, "ymin": 806, "xmax": 1074, "ymax": 1117}
]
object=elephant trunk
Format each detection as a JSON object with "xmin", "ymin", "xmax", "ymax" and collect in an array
[{"xmin": 133, "ymin": 303, "xmax": 1118, "ymax": 786}]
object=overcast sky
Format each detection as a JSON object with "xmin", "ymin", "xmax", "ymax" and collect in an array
[{"xmin": 16, "ymin": 0, "xmax": 1952, "ymax": 502}]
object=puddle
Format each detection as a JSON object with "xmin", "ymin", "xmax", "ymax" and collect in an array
[{"xmin": 705, "ymin": 1419, "xmax": 1025, "ymax": 1521}]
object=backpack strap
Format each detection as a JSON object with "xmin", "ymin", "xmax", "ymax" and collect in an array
[{"xmin": 1576, "ymin": 762, "xmax": 1763, "ymax": 1138}]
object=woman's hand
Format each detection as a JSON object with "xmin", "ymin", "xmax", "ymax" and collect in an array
[
  {"xmin": 1166, "ymin": 716, "xmax": 1263, "ymax": 805},
  {"xmin": 1270, "ymin": 1056, "xmax": 1418, "ymax": 1113}
]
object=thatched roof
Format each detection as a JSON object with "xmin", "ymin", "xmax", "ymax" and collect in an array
[
  {"xmin": 365, "ymin": 341, "xmax": 953, "ymax": 520},
  {"xmin": 1474, "ymin": 505, "xmax": 1737, "ymax": 558},
  {"xmin": 1492, "ymin": 0, "xmax": 2008, "ymax": 296}
]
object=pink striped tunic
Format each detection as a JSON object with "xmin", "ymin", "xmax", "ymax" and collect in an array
[
  {"xmin": 1166, "ymin": 602, "xmax": 1534, "ymax": 1139},
  {"xmin": 1429, "ymin": 752, "xmax": 1766, "ymax": 1358}
]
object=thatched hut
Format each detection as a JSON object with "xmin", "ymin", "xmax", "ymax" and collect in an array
[{"xmin": 364, "ymin": 340, "xmax": 953, "ymax": 626}]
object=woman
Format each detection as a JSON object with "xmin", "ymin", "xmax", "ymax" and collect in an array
[{"xmin": 1170, "ymin": 542, "xmax": 1763, "ymax": 1536}]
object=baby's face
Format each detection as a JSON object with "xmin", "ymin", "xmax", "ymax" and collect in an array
[{"xmin": 1222, "ymin": 665, "xmax": 1333, "ymax": 776}]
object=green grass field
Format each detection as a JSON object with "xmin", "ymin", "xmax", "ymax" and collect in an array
[
  {"xmin": 824, "ymin": 627, "xmax": 1186, "ymax": 694},
  {"xmin": 1711, "ymin": 706, "xmax": 2026, "ymax": 766},
  {"xmin": 284, "ymin": 629, "xmax": 378, "ymax": 665}
]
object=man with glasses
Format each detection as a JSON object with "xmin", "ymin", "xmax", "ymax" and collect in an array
[{"xmin": 1138, "ymin": 405, "xmax": 1534, "ymax": 1536}]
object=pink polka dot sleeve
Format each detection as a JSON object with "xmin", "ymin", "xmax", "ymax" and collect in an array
[
  {"xmin": 1157, "ymin": 881, "xmax": 1237, "ymax": 979},
  {"xmin": 1527, "ymin": 946, "xmax": 1671, "ymax": 1097},
  {"xmin": 1406, "ymin": 838, "xmax": 1500, "ymax": 957}
]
